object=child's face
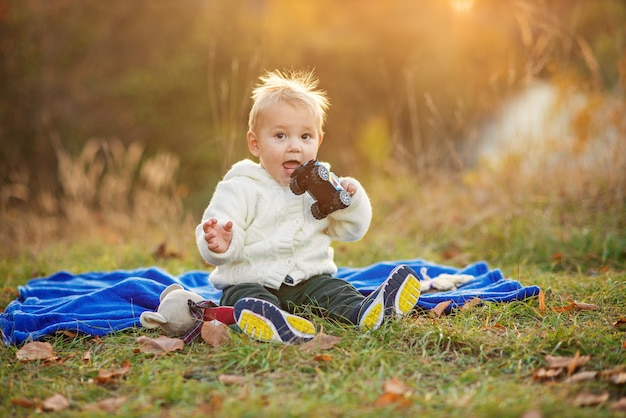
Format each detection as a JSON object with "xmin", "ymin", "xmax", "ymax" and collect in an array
[{"xmin": 247, "ymin": 102, "xmax": 323, "ymax": 186}]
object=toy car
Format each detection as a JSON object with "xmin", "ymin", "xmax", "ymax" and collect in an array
[{"xmin": 290, "ymin": 160, "xmax": 352, "ymax": 219}]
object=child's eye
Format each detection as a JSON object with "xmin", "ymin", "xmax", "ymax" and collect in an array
[
  {"xmin": 301, "ymin": 134, "xmax": 313, "ymax": 141},
  {"xmin": 276, "ymin": 133, "xmax": 286, "ymax": 140}
]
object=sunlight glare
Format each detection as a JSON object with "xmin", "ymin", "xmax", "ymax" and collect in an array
[{"xmin": 450, "ymin": 0, "xmax": 474, "ymax": 13}]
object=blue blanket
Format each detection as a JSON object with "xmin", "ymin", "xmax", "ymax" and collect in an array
[{"xmin": 1, "ymin": 259, "xmax": 540, "ymax": 346}]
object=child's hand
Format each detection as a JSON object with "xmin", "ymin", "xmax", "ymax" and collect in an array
[
  {"xmin": 341, "ymin": 179, "xmax": 357, "ymax": 196},
  {"xmin": 202, "ymin": 218, "xmax": 233, "ymax": 254}
]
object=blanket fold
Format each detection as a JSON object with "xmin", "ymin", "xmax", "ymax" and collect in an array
[{"xmin": 1, "ymin": 259, "xmax": 540, "ymax": 346}]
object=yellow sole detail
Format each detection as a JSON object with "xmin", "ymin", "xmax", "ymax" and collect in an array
[
  {"xmin": 286, "ymin": 315, "xmax": 315, "ymax": 335},
  {"xmin": 361, "ymin": 303, "xmax": 383, "ymax": 329},
  {"xmin": 397, "ymin": 275, "xmax": 421, "ymax": 314},
  {"xmin": 239, "ymin": 311, "xmax": 276, "ymax": 341}
]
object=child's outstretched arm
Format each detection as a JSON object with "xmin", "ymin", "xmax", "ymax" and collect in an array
[{"xmin": 202, "ymin": 218, "xmax": 233, "ymax": 254}]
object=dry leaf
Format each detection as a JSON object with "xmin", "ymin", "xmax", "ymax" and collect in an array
[
  {"xmin": 300, "ymin": 332, "xmax": 341, "ymax": 353},
  {"xmin": 374, "ymin": 377, "xmax": 413, "ymax": 408},
  {"xmin": 554, "ymin": 302, "xmax": 575, "ymax": 313},
  {"xmin": 218, "ymin": 374, "xmax": 247, "ymax": 385},
  {"xmin": 609, "ymin": 373, "xmax": 626, "ymax": 385},
  {"xmin": 554, "ymin": 301, "xmax": 597, "ymax": 312},
  {"xmin": 565, "ymin": 371, "xmax": 597, "ymax": 384},
  {"xmin": 611, "ymin": 397, "xmax": 626, "ymax": 412},
  {"xmin": 42, "ymin": 394, "xmax": 70, "ymax": 412},
  {"xmin": 94, "ymin": 359, "xmax": 131, "ymax": 384},
  {"xmin": 573, "ymin": 302, "xmax": 597, "ymax": 311},
  {"xmin": 136, "ymin": 335, "xmax": 184, "ymax": 354},
  {"xmin": 572, "ymin": 391, "xmax": 609, "ymax": 407},
  {"xmin": 83, "ymin": 396, "xmax": 128, "ymax": 413},
  {"xmin": 16, "ymin": 341, "xmax": 56, "ymax": 362},
  {"xmin": 484, "ymin": 323, "xmax": 507, "ymax": 334},
  {"xmin": 11, "ymin": 398, "xmax": 36, "ymax": 409},
  {"xmin": 614, "ymin": 318, "xmax": 626, "ymax": 328},
  {"xmin": 567, "ymin": 351, "xmax": 580, "ymax": 377},
  {"xmin": 374, "ymin": 392, "xmax": 412, "ymax": 408},
  {"xmin": 201, "ymin": 321, "xmax": 230, "ymax": 347},
  {"xmin": 56, "ymin": 330, "xmax": 78, "ymax": 338},
  {"xmin": 382, "ymin": 377, "xmax": 412, "ymax": 395},
  {"xmin": 461, "ymin": 297, "xmax": 481, "ymax": 311},
  {"xmin": 545, "ymin": 353, "xmax": 590, "ymax": 370},
  {"xmin": 313, "ymin": 354, "xmax": 334, "ymax": 362},
  {"xmin": 538, "ymin": 290, "xmax": 546, "ymax": 314},
  {"xmin": 430, "ymin": 300, "xmax": 452, "ymax": 317},
  {"xmin": 82, "ymin": 349, "xmax": 92, "ymax": 363},
  {"xmin": 533, "ymin": 367, "xmax": 563, "ymax": 381}
]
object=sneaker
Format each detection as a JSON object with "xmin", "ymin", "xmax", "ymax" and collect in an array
[
  {"xmin": 233, "ymin": 298, "xmax": 316, "ymax": 344},
  {"xmin": 355, "ymin": 265, "xmax": 421, "ymax": 330}
]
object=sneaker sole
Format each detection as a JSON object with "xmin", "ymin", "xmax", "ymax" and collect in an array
[
  {"xmin": 234, "ymin": 298, "xmax": 316, "ymax": 344},
  {"xmin": 392, "ymin": 265, "xmax": 421, "ymax": 315},
  {"xmin": 359, "ymin": 265, "xmax": 421, "ymax": 330}
]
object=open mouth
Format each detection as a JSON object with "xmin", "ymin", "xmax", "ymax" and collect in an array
[{"xmin": 283, "ymin": 160, "xmax": 301, "ymax": 175}]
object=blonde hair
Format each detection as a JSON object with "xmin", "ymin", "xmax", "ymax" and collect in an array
[{"xmin": 248, "ymin": 69, "xmax": 330, "ymax": 134}]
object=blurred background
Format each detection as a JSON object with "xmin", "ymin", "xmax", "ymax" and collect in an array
[{"xmin": 0, "ymin": 0, "xmax": 624, "ymax": 268}]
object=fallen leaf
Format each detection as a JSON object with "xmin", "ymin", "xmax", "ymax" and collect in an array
[
  {"xmin": 83, "ymin": 396, "xmax": 128, "ymax": 413},
  {"xmin": 611, "ymin": 397, "xmax": 626, "ymax": 412},
  {"xmin": 218, "ymin": 374, "xmax": 247, "ymax": 385},
  {"xmin": 614, "ymin": 318, "xmax": 626, "ymax": 328},
  {"xmin": 374, "ymin": 378, "xmax": 413, "ymax": 408},
  {"xmin": 56, "ymin": 330, "xmax": 78, "ymax": 338},
  {"xmin": 382, "ymin": 377, "xmax": 412, "ymax": 395},
  {"xmin": 573, "ymin": 302, "xmax": 597, "ymax": 311},
  {"xmin": 538, "ymin": 290, "xmax": 546, "ymax": 314},
  {"xmin": 484, "ymin": 323, "xmax": 507, "ymax": 334},
  {"xmin": 567, "ymin": 351, "xmax": 580, "ymax": 377},
  {"xmin": 136, "ymin": 335, "xmax": 184, "ymax": 354},
  {"xmin": 82, "ymin": 349, "xmax": 92, "ymax": 363},
  {"xmin": 533, "ymin": 367, "xmax": 563, "ymax": 381},
  {"xmin": 374, "ymin": 392, "xmax": 412, "ymax": 408},
  {"xmin": 461, "ymin": 297, "xmax": 481, "ymax": 311},
  {"xmin": 430, "ymin": 300, "xmax": 452, "ymax": 317},
  {"xmin": 94, "ymin": 359, "xmax": 131, "ymax": 384},
  {"xmin": 11, "ymin": 398, "xmax": 36, "ymax": 409},
  {"xmin": 572, "ymin": 391, "xmax": 609, "ymax": 407},
  {"xmin": 313, "ymin": 354, "xmax": 334, "ymax": 362},
  {"xmin": 565, "ymin": 371, "xmax": 597, "ymax": 384},
  {"xmin": 16, "ymin": 342, "xmax": 56, "ymax": 362},
  {"xmin": 201, "ymin": 321, "xmax": 230, "ymax": 347},
  {"xmin": 554, "ymin": 302, "xmax": 575, "ymax": 313},
  {"xmin": 42, "ymin": 394, "xmax": 70, "ymax": 412},
  {"xmin": 545, "ymin": 353, "xmax": 590, "ymax": 370},
  {"xmin": 300, "ymin": 332, "xmax": 341, "ymax": 353},
  {"xmin": 609, "ymin": 373, "xmax": 626, "ymax": 385}
]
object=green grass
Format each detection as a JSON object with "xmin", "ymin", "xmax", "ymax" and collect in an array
[
  {"xmin": 1, "ymin": 171, "xmax": 625, "ymax": 417},
  {"xmin": 1, "ymin": 238, "xmax": 625, "ymax": 417}
]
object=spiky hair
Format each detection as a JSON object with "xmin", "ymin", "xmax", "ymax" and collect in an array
[{"xmin": 248, "ymin": 69, "xmax": 330, "ymax": 134}]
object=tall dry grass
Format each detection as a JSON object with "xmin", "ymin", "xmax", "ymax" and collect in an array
[{"xmin": 0, "ymin": 138, "xmax": 194, "ymax": 259}]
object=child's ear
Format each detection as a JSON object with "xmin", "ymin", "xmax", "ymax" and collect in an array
[{"xmin": 247, "ymin": 131, "xmax": 260, "ymax": 157}]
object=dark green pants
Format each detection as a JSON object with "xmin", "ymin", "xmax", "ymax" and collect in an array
[{"xmin": 220, "ymin": 274, "xmax": 365, "ymax": 324}]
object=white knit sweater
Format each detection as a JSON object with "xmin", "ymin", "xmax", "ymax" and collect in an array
[{"xmin": 195, "ymin": 159, "xmax": 372, "ymax": 290}]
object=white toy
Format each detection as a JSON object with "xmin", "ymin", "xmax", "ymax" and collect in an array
[
  {"xmin": 419, "ymin": 268, "xmax": 475, "ymax": 292},
  {"xmin": 140, "ymin": 284, "xmax": 205, "ymax": 337}
]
